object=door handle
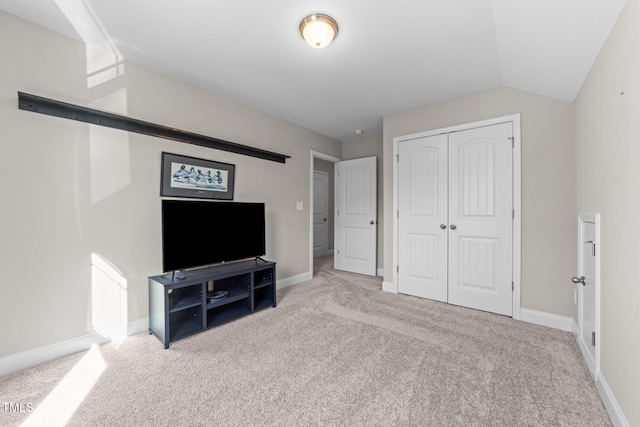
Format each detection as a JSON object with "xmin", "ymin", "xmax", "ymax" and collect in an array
[
  {"xmin": 370, "ymin": 220, "xmax": 375, "ymax": 225},
  {"xmin": 440, "ymin": 224, "xmax": 447, "ymax": 230},
  {"xmin": 450, "ymin": 224, "xmax": 457, "ymax": 230},
  {"xmin": 571, "ymin": 276, "xmax": 586, "ymax": 286}
]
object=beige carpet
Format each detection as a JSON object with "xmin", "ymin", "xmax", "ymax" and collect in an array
[{"xmin": 1, "ymin": 255, "xmax": 611, "ymax": 426}]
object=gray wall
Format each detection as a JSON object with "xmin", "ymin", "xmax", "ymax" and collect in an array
[
  {"xmin": 0, "ymin": 11, "xmax": 341, "ymax": 357},
  {"xmin": 574, "ymin": 0, "xmax": 640, "ymax": 423},
  {"xmin": 383, "ymin": 87, "xmax": 576, "ymax": 317}
]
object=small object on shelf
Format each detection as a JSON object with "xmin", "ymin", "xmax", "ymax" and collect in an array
[{"xmin": 209, "ymin": 290, "xmax": 229, "ymax": 301}]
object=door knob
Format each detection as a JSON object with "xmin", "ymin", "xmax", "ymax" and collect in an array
[
  {"xmin": 450, "ymin": 224, "xmax": 457, "ymax": 230},
  {"xmin": 370, "ymin": 220, "xmax": 375, "ymax": 225},
  {"xmin": 571, "ymin": 276, "xmax": 586, "ymax": 286},
  {"xmin": 440, "ymin": 224, "xmax": 447, "ymax": 229}
]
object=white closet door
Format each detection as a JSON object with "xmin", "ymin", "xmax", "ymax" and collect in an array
[
  {"xmin": 447, "ymin": 123, "xmax": 513, "ymax": 316},
  {"xmin": 398, "ymin": 134, "xmax": 448, "ymax": 301}
]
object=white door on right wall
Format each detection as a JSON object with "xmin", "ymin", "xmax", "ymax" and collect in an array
[
  {"xmin": 575, "ymin": 213, "xmax": 600, "ymax": 377},
  {"xmin": 580, "ymin": 220, "xmax": 597, "ymax": 363}
]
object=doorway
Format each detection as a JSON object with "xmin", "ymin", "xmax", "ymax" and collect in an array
[
  {"xmin": 313, "ymin": 170, "xmax": 330, "ymax": 258},
  {"xmin": 311, "ymin": 151, "xmax": 340, "ymax": 276},
  {"xmin": 310, "ymin": 152, "xmax": 378, "ymax": 278}
]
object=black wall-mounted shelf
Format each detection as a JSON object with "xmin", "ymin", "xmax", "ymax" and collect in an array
[{"xmin": 17, "ymin": 91, "xmax": 290, "ymax": 163}]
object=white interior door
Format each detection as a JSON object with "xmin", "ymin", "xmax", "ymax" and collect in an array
[
  {"xmin": 335, "ymin": 157, "xmax": 377, "ymax": 276},
  {"xmin": 313, "ymin": 171, "xmax": 329, "ymax": 257},
  {"xmin": 447, "ymin": 123, "xmax": 513, "ymax": 316},
  {"xmin": 398, "ymin": 134, "xmax": 448, "ymax": 301},
  {"xmin": 576, "ymin": 213, "xmax": 600, "ymax": 376}
]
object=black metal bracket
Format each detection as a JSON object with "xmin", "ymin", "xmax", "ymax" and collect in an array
[{"xmin": 17, "ymin": 92, "xmax": 290, "ymax": 163}]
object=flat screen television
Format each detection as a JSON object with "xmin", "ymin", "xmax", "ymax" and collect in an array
[{"xmin": 162, "ymin": 200, "xmax": 266, "ymax": 272}]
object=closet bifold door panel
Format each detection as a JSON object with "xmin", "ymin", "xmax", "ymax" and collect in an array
[
  {"xmin": 398, "ymin": 133, "xmax": 449, "ymax": 302},
  {"xmin": 397, "ymin": 122, "xmax": 514, "ymax": 316},
  {"xmin": 447, "ymin": 123, "xmax": 513, "ymax": 316}
]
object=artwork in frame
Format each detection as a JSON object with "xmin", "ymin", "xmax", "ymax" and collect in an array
[{"xmin": 160, "ymin": 152, "xmax": 235, "ymax": 200}]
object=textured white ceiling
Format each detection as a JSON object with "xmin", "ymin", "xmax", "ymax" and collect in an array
[{"xmin": 0, "ymin": 0, "xmax": 627, "ymax": 141}]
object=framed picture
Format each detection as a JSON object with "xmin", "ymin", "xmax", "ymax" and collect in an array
[{"xmin": 160, "ymin": 152, "xmax": 235, "ymax": 200}]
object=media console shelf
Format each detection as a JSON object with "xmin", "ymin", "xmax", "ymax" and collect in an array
[{"xmin": 148, "ymin": 259, "xmax": 276, "ymax": 348}]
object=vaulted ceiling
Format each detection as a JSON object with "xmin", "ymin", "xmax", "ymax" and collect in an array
[{"xmin": 0, "ymin": 0, "xmax": 628, "ymax": 141}]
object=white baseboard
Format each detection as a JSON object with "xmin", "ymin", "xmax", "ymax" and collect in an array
[
  {"xmin": 0, "ymin": 332, "xmax": 109, "ymax": 378},
  {"xmin": 0, "ymin": 318, "xmax": 149, "ymax": 378},
  {"xmin": 382, "ymin": 281, "xmax": 397, "ymax": 293},
  {"xmin": 519, "ymin": 308, "xmax": 574, "ymax": 332},
  {"xmin": 128, "ymin": 317, "xmax": 150, "ymax": 336},
  {"xmin": 377, "ymin": 267, "xmax": 384, "ymax": 277},
  {"xmin": 93, "ymin": 317, "xmax": 150, "ymax": 342},
  {"xmin": 277, "ymin": 271, "xmax": 311, "ymax": 289},
  {"xmin": 571, "ymin": 322, "xmax": 629, "ymax": 427},
  {"xmin": 595, "ymin": 371, "xmax": 630, "ymax": 427}
]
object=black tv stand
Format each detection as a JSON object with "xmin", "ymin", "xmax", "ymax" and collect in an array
[{"xmin": 148, "ymin": 259, "xmax": 276, "ymax": 348}]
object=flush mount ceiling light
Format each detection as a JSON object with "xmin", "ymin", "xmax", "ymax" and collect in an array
[{"xmin": 299, "ymin": 14, "xmax": 338, "ymax": 49}]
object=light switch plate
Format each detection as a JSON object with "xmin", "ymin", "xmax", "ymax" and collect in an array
[{"xmin": 296, "ymin": 202, "xmax": 303, "ymax": 211}]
